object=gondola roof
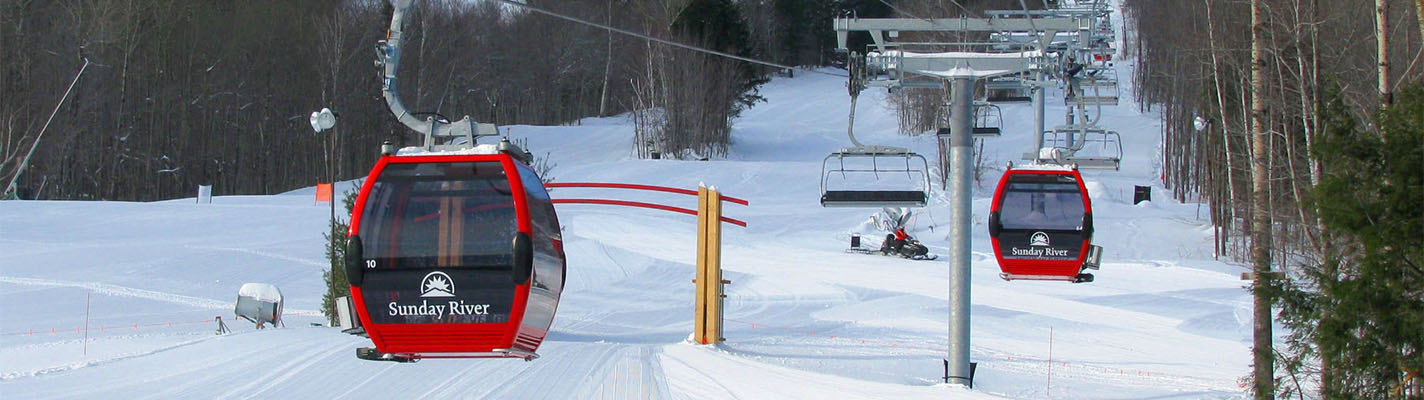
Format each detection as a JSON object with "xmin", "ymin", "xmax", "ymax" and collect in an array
[
  {"xmin": 1008, "ymin": 162, "xmax": 1078, "ymax": 172},
  {"xmin": 393, "ymin": 144, "xmax": 505, "ymax": 157}
]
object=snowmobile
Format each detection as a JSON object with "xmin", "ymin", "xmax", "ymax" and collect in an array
[
  {"xmin": 846, "ymin": 208, "xmax": 938, "ymax": 260},
  {"xmin": 845, "ymin": 207, "xmax": 939, "ymax": 261},
  {"xmin": 845, "ymin": 231, "xmax": 937, "ymax": 261},
  {"xmin": 879, "ymin": 229, "xmax": 937, "ymax": 260}
]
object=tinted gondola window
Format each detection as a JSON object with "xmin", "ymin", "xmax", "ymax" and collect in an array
[
  {"xmin": 358, "ymin": 162, "xmax": 518, "ymax": 269},
  {"xmin": 999, "ymin": 176, "xmax": 1085, "ymax": 231}
]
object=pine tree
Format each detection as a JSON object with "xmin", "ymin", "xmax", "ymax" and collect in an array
[
  {"xmin": 1275, "ymin": 82, "xmax": 1424, "ymax": 398},
  {"xmin": 673, "ymin": 0, "xmax": 768, "ymax": 114},
  {"xmin": 322, "ymin": 183, "xmax": 362, "ymax": 325}
]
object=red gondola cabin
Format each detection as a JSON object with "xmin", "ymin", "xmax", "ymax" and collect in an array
[
  {"xmin": 987, "ymin": 164, "xmax": 1102, "ymax": 283},
  {"xmin": 344, "ymin": 147, "xmax": 565, "ymax": 361}
]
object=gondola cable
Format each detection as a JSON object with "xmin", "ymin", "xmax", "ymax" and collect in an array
[{"xmin": 491, "ymin": 0, "xmax": 848, "ymax": 78}]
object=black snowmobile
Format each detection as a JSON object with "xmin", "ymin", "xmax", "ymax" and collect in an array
[
  {"xmin": 845, "ymin": 208, "xmax": 937, "ymax": 261},
  {"xmin": 880, "ymin": 231, "xmax": 935, "ymax": 260}
]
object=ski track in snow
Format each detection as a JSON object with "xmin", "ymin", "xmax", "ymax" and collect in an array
[
  {"xmin": 0, "ymin": 332, "xmax": 221, "ymax": 381},
  {"xmin": 0, "ymin": 276, "xmax": 321, "ymax": 316},
  {"xmin": 217, "ymin": 338, "xmax": 350, "ymax": 399},
  {"xmin": 183, "ymin": 245, "xmax": 328, "ymax": 270},
  {"xmin": 0, "ymin": 276, "xmax": 231, "ymax": 310}
]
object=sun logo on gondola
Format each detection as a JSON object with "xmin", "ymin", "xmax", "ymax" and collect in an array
[
  {"xmin": 1030, "ymin": 232, "xmax": 1051, "ymax": 247},
  {"xmin": 420, "ymin": 271, "xmax": 455, "ymax": 297}
]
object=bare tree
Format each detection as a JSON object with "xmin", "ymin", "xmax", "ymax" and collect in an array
[
  {"xmin": 1379, "ymin": 0, "xmax": 1393, "ymax": 106},
  {"xmin": 1249, "ymin": 0, "xmax": 1275, "ymax": 397},
  {"xmin": 1416, "ymin": 0, "xmax": 1424, "ymax": 40}
]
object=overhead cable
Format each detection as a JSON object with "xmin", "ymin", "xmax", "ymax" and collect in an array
[{"xmin": 492, "ymin": 0, "xmax": 848, "ymax": 78}]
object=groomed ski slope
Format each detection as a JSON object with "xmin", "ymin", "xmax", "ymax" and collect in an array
[{"xmin": 1, "ymin": 18, "xmax": 1255, "ymax": 400}]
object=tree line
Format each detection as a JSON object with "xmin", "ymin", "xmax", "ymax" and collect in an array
[
  {"xmin": 1, "ymin": 0, "xmax": 889, "ymax": 201},
  {"xmin": 1122, "ymin": 0, "xmax": 1422, "ymax": 398}
]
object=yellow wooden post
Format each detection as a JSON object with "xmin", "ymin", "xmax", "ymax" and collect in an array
[
  {"xmin": 707, "ymin": 187, "xmax": 724, "ymax": 343},
  {"xmin": 694, "ymin": 185, "xmax": 709, "ymax": 344}
]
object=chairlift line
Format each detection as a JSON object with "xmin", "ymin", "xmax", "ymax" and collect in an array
[
  {"xmin": 491, "ymin": 0, "xmax": 847, "ymax": 78},
  {"xmin": 819, "ymin": 52, "xmax": 932, "ymax": 208}
]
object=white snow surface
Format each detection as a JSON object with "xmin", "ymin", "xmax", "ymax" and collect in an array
[
  {"xmin": 395, "ymin": 143, "xmax": 502, "ymax": 156},
  {"xmin": 0, "ymin": 13, "xmax": 1256, "ymax": 400}
]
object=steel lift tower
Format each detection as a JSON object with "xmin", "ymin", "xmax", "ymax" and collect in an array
[{"xmin": 833, "ymin": 11, "xmax": 1097, "ymax": 387}]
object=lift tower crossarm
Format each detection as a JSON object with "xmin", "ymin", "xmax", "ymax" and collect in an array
[
  {"xmin": 834, "ymin": 17, "xmax": 1084, "ymax": 51},
  {"xmin": 867, "ymin": 51, "xmax": 1038, "ymax": 84},
  {"xmin": 378, "ymin": 0, "xmax": 498, "ymax": 151}
]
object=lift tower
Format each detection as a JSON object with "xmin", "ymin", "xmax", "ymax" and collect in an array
[{"xmin": 833, "ymin": 12, "xmax": 1090, "ymax": 387}]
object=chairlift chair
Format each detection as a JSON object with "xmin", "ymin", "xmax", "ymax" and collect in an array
[
  {"xmin": 345, "ymin": 147, "xmax": 566, "ymax": 362},
  {"xmin": 1065, "ymin": 67, "xmax": 1119, "ymax": 106},
  {"xmin": 987, "ymin": 163, "xmax": 1102, "ymax": 283},
  {"xmin": 935, "ymin": 102, "xmax": 1004, "ymax": 138},
  {"xmin": 820, "ymin": 147, "xmax": 932, "ymax": 208},
  {"xmin": 862, "ymin": 49, "xmax": 910, "ymax": 87},
  {"xmin": 1040, "ymin": 126, "xmax": 1122, "ymax": 170},
  {"xmin": 985, "ymin": 78, "xmax": 1033, "ymax": 103},
  {"xmin": 974, "ymin": 102, "xmax": 1004, "ymax": 137},
  {"xmin": 827, "ymin": 58, "xmax": 932, "ymax": 208}
]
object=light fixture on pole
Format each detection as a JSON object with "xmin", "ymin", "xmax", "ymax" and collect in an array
[
  {"xmin": 312, "ymin": 107, "xmax": 339, "ymax": 325},
  {"xmin": 311, "ymin": 108, "xmax": 337, "ymax": 133}
]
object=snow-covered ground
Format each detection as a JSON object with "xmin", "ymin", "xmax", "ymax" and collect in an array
[{"xmin": 0, "ymin": 10, "xmax": 1254, "ymax": 400}]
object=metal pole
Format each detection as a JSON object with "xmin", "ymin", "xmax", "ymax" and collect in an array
[
  {"xmin": 846, "ymin": 55, "xmax": 866, "ymax": 148},
  {"xmin": 1048, "ymin": 326, "xmax": 1054, "ymax": 397},
  {"xmin": 83, "ymin": 292, "xmax": 91, "ymax": 356},
  {"xmin": 946, "ymin": 76, "xmax": 975, "ymax": 386},
  {"xmin": 328, "ymin": 134, "xmax": 337, "ymax": 327},
  {"xmin": 1033, "ymin": 71, "xmax": 1046, "ymax": 162},
  {"xmin": 4, "ymin": 58, "xmax": 89, "ymax": 198}
]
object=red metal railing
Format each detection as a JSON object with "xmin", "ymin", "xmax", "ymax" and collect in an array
[
  {"xmin": 545, "ymin": 182, "xmax": 747, "ymax": 227},
  {"xmin": 545, "ymin": 182, "xmax": 749, "ymax": 205}
]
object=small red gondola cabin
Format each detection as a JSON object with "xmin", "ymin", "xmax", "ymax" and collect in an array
[
  {"xmin": 344, "ymin": 144, "xmax": 565, "ymax": 362},
  {"xmin": 987, "ymin": 164, "xmax": 1102, "ymax": 283}
]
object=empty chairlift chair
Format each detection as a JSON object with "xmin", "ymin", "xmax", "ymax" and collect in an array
[
  {"xmin": 985, "ymin": 78, "xmax": 1033, "ymax": 103},
  {"xmin": 820, "ymin": 147, "xmax": 931, "ymax": 208},
  {"xmin": 1041, "ymin": 126, "xmax": 1123, "ymax": 170},
  {"xmin": 974, "ymin": 102, "xmax": 1004, "ymax": 137},
  {"xmin": 987, "ymin": 164, "xmax": 1103, "ymax": 282},
  {"xmin": 827, "ymin": 54, "xmax": 931, "ymax": 208},
  {"xmin": 344, "ymin": 147, "xmax": 566, "ymax": 362},
  {"xmin": 935, "ymin": 102, "xmax": 1003, "ymax": 139}
]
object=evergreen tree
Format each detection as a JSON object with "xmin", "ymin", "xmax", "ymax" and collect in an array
[
  {"xmin": 1275, "ymin": 82, "xmax": 1424, "ymax": 398},
  {"xmin": 322, "ymin": 183, "xmax": 361, "ymax": 325},
  {"xmin": 673, "ymin": 0, "xmax": 768, "ymax": 114}
]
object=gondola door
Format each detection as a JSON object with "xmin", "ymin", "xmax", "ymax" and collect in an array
[{"xmin": 507, "ymin": 161, "xmax": 565, "ymax": 352}]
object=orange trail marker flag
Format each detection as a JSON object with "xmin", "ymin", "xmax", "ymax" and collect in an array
[{"xmin": 316, "ymin": 183, "xmax": 333, "ymax": 203}]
